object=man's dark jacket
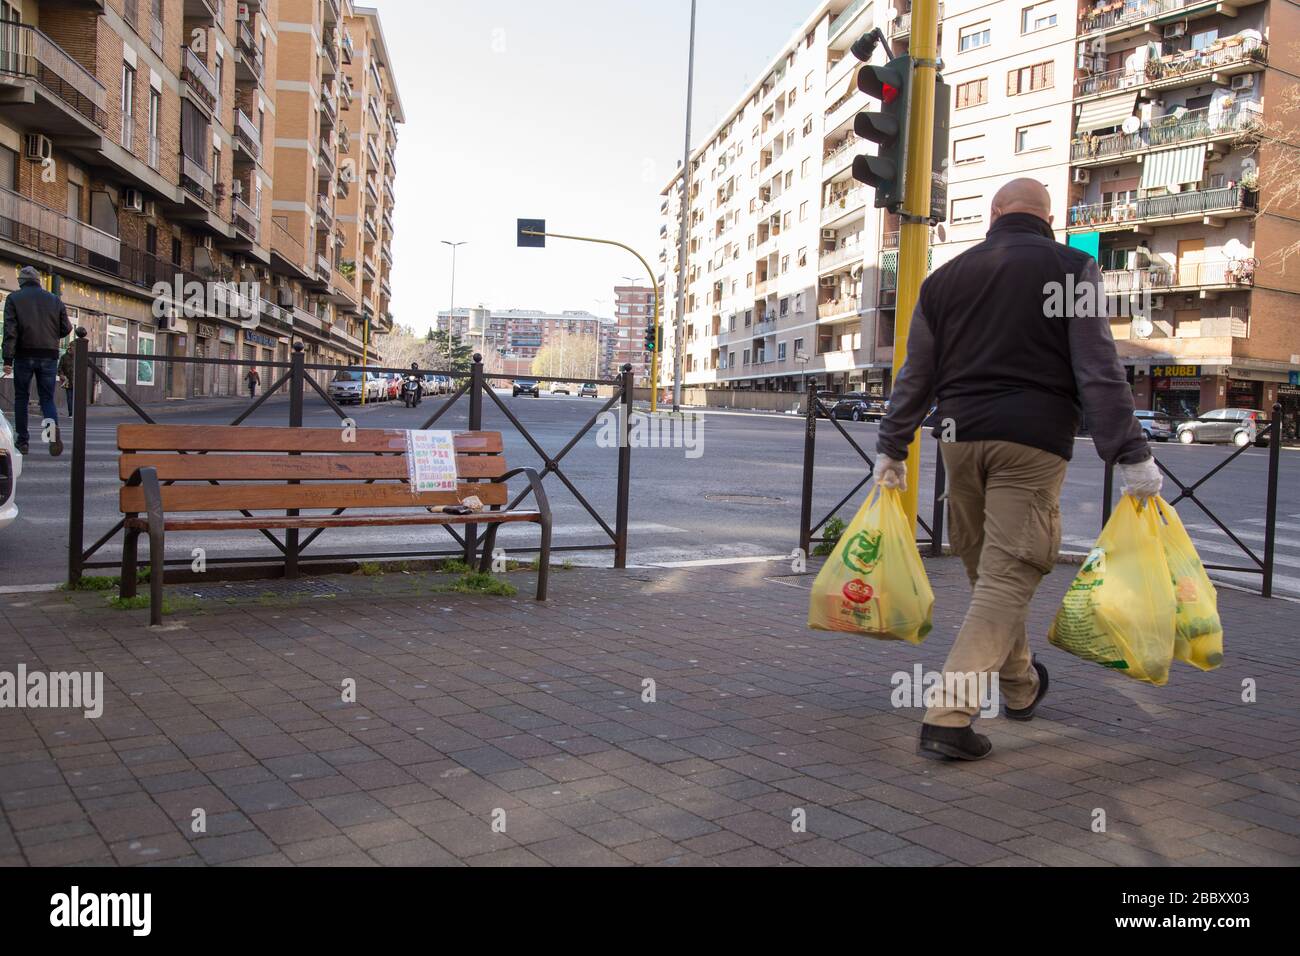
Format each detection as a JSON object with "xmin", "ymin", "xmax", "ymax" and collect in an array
[
  {"xmin": 3, "ymin": 273, "xmax": 73, "ymax": 365},
  {"xmin": 877, "ymin": 212, "xmax": 1149, "ymax": 465}
]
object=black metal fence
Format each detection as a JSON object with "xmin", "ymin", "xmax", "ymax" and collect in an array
[
  {"xmin": 796, "ymin": 376, "xmax": 944, "ymax": 559},
  {"xmin": 1102, "ymin": 404, "xmax": 1283, "ymax": 597},
  {"xmin": 66, "ymin": 328, "xmax": 635, "ymax": 586}
]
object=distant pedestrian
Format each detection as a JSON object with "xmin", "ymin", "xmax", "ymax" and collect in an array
[
  {"xmin": 57, "ymin": 348, "xmax": 75, "ymax": 418},
  {"xmin": 2, "ymin": 265, "xmax": 73, "ymax": 457},
  {"xmin": 875, "ymin": 179, "xmax": 1162, "ymax": 762},
  {"xmin": 245, "ymin": 367, "xmax": 260, "ymax": 397}
]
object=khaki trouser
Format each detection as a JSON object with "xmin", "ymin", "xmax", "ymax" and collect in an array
[{"xmin": 925, "ymin": 440, "xmax": 1067, "ymax": 728}]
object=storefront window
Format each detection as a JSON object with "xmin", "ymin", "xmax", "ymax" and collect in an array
[
  {"xmin": 106, "ymin": 320, "xmax": 129, "ymax": 384},
  {"xmin": 136, "ymin": 330, "xmax": 156, "ymax": 386}
]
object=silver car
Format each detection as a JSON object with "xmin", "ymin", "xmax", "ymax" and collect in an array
[
  {"xmin": 1176, "ymin": 408, "xmax": 1269, "ymax": 448},
  {"xmin": 1134, "ymin": 409, "xmax": 1174, "ymax": 442}
]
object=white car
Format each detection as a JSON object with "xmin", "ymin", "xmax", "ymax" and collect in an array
[
  {"xmin": 0, "ymin": 414, "xmax": 21, "ymax": 531},
  {"xmin": 549, "ymin": 381, "xmax": 570, "ymax": 395}
]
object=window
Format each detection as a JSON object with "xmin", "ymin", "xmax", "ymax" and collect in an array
[
  {"xmin": 1021, "ymin": 3, "xmax": 1057, "ymax": 33},
  {"xmin": 780, "ymin": 254, "xmax": 790, "ymax": 274},
  {"xmin": 106, "ymin": 319, "xmax": 129, "ymax": 384},
  {"xmin": 953, "ymin": 134, "xmax": 985, "ymax": 164},
  {"xmin": 136, "ymin": 330, "xmax": 156, "ymax": 386},
  {"xmin": 1015, "ymin": 121, "xmax": 1051, "ymax": 153},
  {"xmin": 147, "ymin": 87, "xmax": 161, "ymax": 168},
  {"xmin": 1007, "ymin": 61, "xmax": 1054, "ymax": 95},
  {"xmin": 1191, "ymin": 29, "xmax": 1218, "ymax": 51},
  {"xmin": 801, "ymin": 157, "xmax": 810, "ymax": 178},
  {"xmin": 951, "ymin": 196, "xmax": 984, "ymax": 224},
  {"xmin": 793, "ymin": 337, "xmax": 804, "ymax": 358},
  {"xmin": 804, "ymin": 70, "xmax": 814, "ymax": 91},
  {"xmin": 727, "ymin": 351, "xmax": 735, "ymax": 369},
  {"xmin": 799, "ymin": 201, "xmax": 809, "ymax": 222},
  {"xmin": 784, "ymin": 170, "xmax": 793, "ymax": 189},
  {"xmin": 120, "ymin": 64, "xmax": 135, "ymax": 150},
  {"xmin": 66, "ymin": 182, "xmax": 83, "ymax": 221},
  {"xmin": 797, "ymin": 246, "xmax": 808, "ymax": 267},
  {"xmin": 778, "ymin": 341, "xmax": 787, "ymax": 361},
  {"xmin": 780, "ymin": 297, "xmax": 790, "ymax": 317},
  {"xmin": 959, "ymin": 22, "xmax": 991, "ymax": 52},
  {"xmin": 743, "ymin": 348, "xmax": 751, "ymax": 365},
  {"xmin": 802, "ymin": 115, "xmax": 813, "ymax": 136},
  {"xmin": 955, "ymin": 78, "xmax": 988, "ymax": 109}
]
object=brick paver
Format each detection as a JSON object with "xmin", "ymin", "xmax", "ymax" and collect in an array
[{"xmin": 1, "ymin": 558, "xmax": 1297, "ymax": 866}]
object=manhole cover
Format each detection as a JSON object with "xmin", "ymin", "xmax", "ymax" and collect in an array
[
  {"xmin": 184, "ymin": 578, "xmax": 353, "ymax": 600},
  {"xmin": 704, "ymin": 493, "xmax": 785, "ymax": 505}
]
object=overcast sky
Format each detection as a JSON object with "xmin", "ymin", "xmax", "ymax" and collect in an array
[{"xmin": 381, "ymin": 0, "xmax": 818, "ymax": 333}]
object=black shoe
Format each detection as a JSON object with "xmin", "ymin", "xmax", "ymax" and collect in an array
[
  {"xmin": 16, "ymin": 440, "xmax": 28, "ymax": 456},
  {"xmin": 918, "ymin": 723, "xmax": 992, "ymax": 761},
  {"xmin": 1005, "ymin": 657, "xmax": 1049, "ymax": 721},
  {"xmin": 49, "ymin": 425, "xmax": 63, "ymax": 457}
]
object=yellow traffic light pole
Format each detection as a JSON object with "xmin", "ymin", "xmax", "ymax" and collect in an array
[
  {"xmin": 521, "ymin": 228, "xmax": 660, "ymax": 413},
  {"xmin": 892, "ymin": 0, "xmax": 939, "ymax": 532}
]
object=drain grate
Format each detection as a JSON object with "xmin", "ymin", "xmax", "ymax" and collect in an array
[
  {"xmin": 704, "ymin": 493, "xmax": 785, "ymax": 505},
  {"xmin": 183, "ymin": 578, "xmax": 355, "ymax": 601}
]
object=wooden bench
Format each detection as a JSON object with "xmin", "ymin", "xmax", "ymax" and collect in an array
[{"xmin": 116, "ymin": 424, "xmax": 551, "ymax": 624}]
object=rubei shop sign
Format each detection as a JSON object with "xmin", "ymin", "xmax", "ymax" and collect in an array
[{"xmin": 1151, "ymin": 365, "xmax": 1201, "ymax": 378}]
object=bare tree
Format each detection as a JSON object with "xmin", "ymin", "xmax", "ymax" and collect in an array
[
  {"xmin": 1237, "ymin": 61, "xmax": 1300, "ymax": 268},
  {"xmin": 530, "ymin": 331, "xmax": 600, "ymax": 381}
]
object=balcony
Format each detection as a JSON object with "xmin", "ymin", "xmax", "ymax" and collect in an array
[
  {"xmin": 179, "ymin": 153, "xmax": 213, "ymax": 202},
  {"xmin": 1071, "ymin": 104, "xmax": 1261, "ymax": 165},
  {"xmin": 821, "ymin": 188, "xmax": 867, "ymax": 226},
  {"xmin": 322, "ymin": 0, "xmax": 340, "ymax": 26},
  {"xmin": 270, "ymin": 218, "xmax": 306, "ymax": 272},
  {"xmin": 236, "ymin": 23, "xmax": 263, "ymax": 86},
  {"xmin": 1079, "ymin": 0, "xmax": 1222, "ymax": 37},
  {"xmin": 0, "ymin": 23, "xmax": 108, "ymax": 131},
  {"xmin": 0, "ymin": 186, "xmax": 120, "ymax": 269},
  {"xmin": 337, "ymin": 121, "xmax": 350, "ymax": 154},
  {"xmin": 184, "ymin": 0, "xmax": 222, "ymax": 24},
  {"xmin": 818, "ymin": 299, "xmax": 859, "ymax": 320},
  {"xmin": 341, "ymin": 29, "xmax": 355, "ymax": 65},
  {"xmin": 321, "ymin": 34, "xmax": 340, "ymax": 76},
  {"xmin": 1103, "ymin": 257, "xmax": 1255, "ymax": 294},
  {"xmin": 181, "ymin": 46, "xmax": 219, "ymax": 114},
  {"xmin": 383, "ymin": 177, "xmax": 395, "ymax": 206},
  {"xmin": 366, "ymin": 136, "xmax": 381, "ymax": 168},
  {"xmin": 365, "ymin": 176, "xmax": 379, "ymax": 207},
  {"xmin": 232, "ymin": 196, "xmax": 258, "ymax": 241},
  {"xmin": 1068, "ymin": 185, "xmax": 1256, "ymax": 231},
  {"xmin": 1074, "ymin": 37, "xmax": 1266, "ymax": 99},
  {"xmin": 823, "ymin": 137, "xmax": 856, "ymax": 176},
  {"xmin": 320, "ymin": 87, "xmax": 338, "ymax": 128},
  {"xmin": 890, "ymin": 11, "xmax": 912, "ymax": 37},
  {"xmin": 882, "ymin": 230, "xmax": 900, "ymax": 249},
  {"xmin": 316, "ymin": 253, "xmax": 331, "ymax": 282},
  {"xmin": 234, "ymin": 108, "xmax": 262, "ymax": 164},
  {"xmin": 317, "ymin": 144, "xmax": 335, "ymax": 181},
  {"xmin": 316, "ymin": 192, "xmax": 334, "ymax": 226},
  {"xmin": 338, "ymin": 75, "xmax": 354, "ymax": 108},
  {"xmin": 820, "ymin": 243, "xmax": 864, "ymax": 273}
]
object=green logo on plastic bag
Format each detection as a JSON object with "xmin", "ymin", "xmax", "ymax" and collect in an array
[{"xmin": 841, "ymin": 530, "xmax": 883, "ymax": 575}]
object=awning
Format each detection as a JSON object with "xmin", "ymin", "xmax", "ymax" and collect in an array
[
  {"xmin": 1139, "ymin": 144, "xmax": 1207, "ymax": 190},
  {"xmin": 1075, "ymin": 91, "xmax": 1138, "ymax": 134}
]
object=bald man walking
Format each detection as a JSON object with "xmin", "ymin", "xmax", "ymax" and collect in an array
[{"xmin": 874, "ymin": 179, "xmax": 1161, "ymax": 761}]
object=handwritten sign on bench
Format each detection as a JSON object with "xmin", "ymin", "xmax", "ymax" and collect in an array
[{"xmin": 404, "ymin": 430, "xmax": 459, "ymax": 492}]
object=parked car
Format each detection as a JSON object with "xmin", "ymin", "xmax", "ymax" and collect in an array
[
  {"xmin": 384, "ymin": 375, "xmax": 402, "ymax": 401},
  {"xmin": 329, "ymin": 370, "xmax": 368, "ymax": 404},
  {"xmin": 812, "ymin": 389, "xmax": 839, "ymax": 419},
  {"xmin": 579, "ymin": 383, "xmax": 598, "ymax": 398},
  {"xmin": 0, "ymin": 414, "xmax": 20, "ymax": 532},
  {"xmin": 1176, "ymin": 407, "xmax": 1270, "ymax": 448},
  {"xmin": 549, "ymin": 381, "xmax": 570, "ymax": 395},
  {"xmin": 512, "ymin": 379, "xmax": 540, "ymax": 398},
  {"xmin": 830, "ymin": 392, "xmax": 887, "ymax": 422},
  {"xmin": 1134, "ymin": 409, "xmax": 1175, "ymax": 442}
]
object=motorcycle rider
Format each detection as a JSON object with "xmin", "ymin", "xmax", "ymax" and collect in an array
[{"xmin": 405, "ymin": 362, "xmax": 423, "ymax": 407}]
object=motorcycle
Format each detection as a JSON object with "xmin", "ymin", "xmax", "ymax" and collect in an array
[{"xmin": 401, "ymin": 375, "xmax": 422, "ymax": 408}]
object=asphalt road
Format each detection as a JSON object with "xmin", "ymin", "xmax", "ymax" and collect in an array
[{"xmin": 3, "ymin": 390, "xmax": 1297, "ymax": 598}]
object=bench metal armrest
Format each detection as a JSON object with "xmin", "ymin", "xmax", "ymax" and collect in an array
[
  {"xmin": 124, "ymin": 465, "xmax": 165, "ymax": 536},
  {"xmin": 492, "ymin": 467, "xmax": 551, "ymax": 521}
]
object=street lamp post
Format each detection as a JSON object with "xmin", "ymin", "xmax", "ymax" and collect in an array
[
  {"xmin": 672, "ymin": 0, "xmax": 698, "ymax": 413},
  {"xmin": 440, "ymin": 239, "xmax": 467, "ymax": 365}
]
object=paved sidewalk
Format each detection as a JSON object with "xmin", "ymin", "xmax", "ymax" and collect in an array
[{"xmin": 0, "ymin": 558, "xmax": 1296, "ymax": 867}]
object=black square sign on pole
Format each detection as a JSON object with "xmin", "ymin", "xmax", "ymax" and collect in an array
[{"xmin": 517, "ymin": 219, "xmax": 546, "ymax": 247}]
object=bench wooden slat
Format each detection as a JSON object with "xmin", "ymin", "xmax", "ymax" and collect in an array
[
  {"xmin": 117, "ymin": 424, "xmax": 503, "ymax": 455},
  {"xmin": 121, "ymin": 482, "xmax": 509, "ymax": 514},
  {"xmin": 124, "ymin": 511, "xmax": 542, "ymax": 531},
  {"xmin": 118, "ymin": 454, "xmax": 507, "ymax": 482}
]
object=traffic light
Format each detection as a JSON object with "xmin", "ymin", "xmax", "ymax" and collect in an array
[
  {"xmin": 851, "ymin": 51, "xmax": 913, "ymax": 213},
  {"xmin": 644, "ymin": 322, "xmax": 657, "ymax": 352}
]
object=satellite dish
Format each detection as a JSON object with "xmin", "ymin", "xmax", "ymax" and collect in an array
[
  {"xmin": 887, "ymin": 6, "xmax": 899, "ymax": 19},
  {"xmin": 1122, "ymin": 115, "xmax": 1141, "ymax": 135},
  {"xmin": 934, "ymin": 223, "xmax": 948, "ymax": 243},
  {"xmin": 1133, "ymin": 316, "xmax": 1154, "ymax": 340}
]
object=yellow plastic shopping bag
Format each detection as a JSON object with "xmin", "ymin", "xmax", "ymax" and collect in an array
[
  {"xmin": 807, "ymin": 485, "xmax": 934, "ymax": 643},
  {"xmin": 1153, "ymin": 496, "xmax": 1224, "ymax": 671},
  {"xmin": 1048, "ymin": 495, "xmax": 1177, "ymax": 685}
]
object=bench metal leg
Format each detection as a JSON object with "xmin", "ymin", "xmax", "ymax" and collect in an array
[
  {"xmin": 536, "ymin": 516, "xmax": 551, "ymax": 601},
  {"xmin": 477, "ymin": 524, "xmax": 500, "ymax": 574},
  {"xmin": 147, "ymin": 526, "xmax": 165, "ymax": 627},
  {"xmin": 121, "ymin": 527, "xmax": 140, "ymax": 599}
]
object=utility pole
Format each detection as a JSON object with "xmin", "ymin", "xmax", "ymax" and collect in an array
[
  {"xmin": 671, "ymin": 0, "xmax": 697, "ymax": 413},
  {"xmin": 893, "ymin": 0, "xmax": 939, "ymax": 531},
  {"xmin": 441, "ymin": 239, "xmax": 466, "ymax": 366}
]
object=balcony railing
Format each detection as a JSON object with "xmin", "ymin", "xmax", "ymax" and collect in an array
[
  {"xmin": 180, "ymin": 153, "xmax": 213, "ymax": 201},
  {"xmin": 821, "ymin": 188, "xmax": 867, "ymax": 224},
  {"xmin": 818, "ymin": 299, "xmax": 859, "ymax": 319},
  {"xmin": 236, "ymin": 23, "xmax": 264, "ymax": 84},
  {"xmin": 234, "ymin": 109, "xmax": 262, "ymax": 163},
  {"xmin": 341, "ymin": 29, "xmax": 355, "ymax": 64},
  {"xmin": 1074, "ymin": 37, "xmax": 1266, "ymax": 98},
  {"xmin": 318, "ymin": 145, "xmax": 335, "ymax": 180},
  {"xmin": 316, "ymin": 253, "xmax": 332, "ymax": 281},
  {"xmin": 1068, "ymin": 185, "xmax": 1255, "ymax": 228},
  {"xmin": 0, "ymin": 186, "xmax": 120, "ymax": 265},
  {"xmin": 271, "ymin": 218, "xmax": 306, "ymax": 269},
  {"xmin": 321, "ymin": 33, "xmax": 340, "ymax": 75},
  {"xmin": 1103, "ymin": 260, "xmax": 1254, "ymax": 295},
  {"xmin": 233, "ymin": 196, "xmax": 259, "ymax": 241},
  {"xmin": 1071, "ymin": 104, "xmax": 1261, "ymax": 162},
  {"xmin": 322, "ymin": 0, "xmax": 340, "ymax": 25},
  {"xmin": 1080, "ymin": 0, "xmax": 1208, "ymax": 35},
  {"xmin": 820, "ymin": 243, "xmax": 864, "ymax": 272},
  {"xmin": 317, "ymin": 192, "xmax": 334, "ymax": 225},
  {"xmin": 882, "ymin": 230, "xmax": 900, "ymax": 249},
  {"xmin": 829, "ymin": 0, "xmax": 870, "ymax": 38},
  {"xmin": 0, "ymin": 23, "xmax": 108, "ymax": 127},
  {"xmin": 181, "ymin": 46, "xmax": 219, "ymax": 113}
]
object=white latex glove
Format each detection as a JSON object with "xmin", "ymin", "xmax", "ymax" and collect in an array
[
  {"xmin": 875, "ymin": 455, "xmax": 907, "ymax": 493},
  {"xmin": 1118, "ymin": 457, "xmax": 1162, "ymax": 501}
]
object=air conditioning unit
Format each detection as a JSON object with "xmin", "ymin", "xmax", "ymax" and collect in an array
[
  {"xmin": 1163, "ymin": 23, "xmax": 1186, "ymax": 39},
  {"xmin": 24, "ymin": 133, "xmax": 52, "ymax": 162},
  {"xmin": 821, "ymin": 229, "xmax": 836, "ymax": 239},
  {"xmin": 1231, "ymin": 74, "xmax": 1255, "ymax": 91},
  {"xmin": 820, "ymin": 276, "xmax": 838, "ymax": 287},
  {"xmin": 1077, "ymin": 52, "xmax": 1093, "ymax": 71},
  {"xmin": 122, "ymin": 188, "xmax": 144, "ymax": 212},
  {"xmin": 1073, "ymin": 168, "xmax": 1092, "ymax": 184}
]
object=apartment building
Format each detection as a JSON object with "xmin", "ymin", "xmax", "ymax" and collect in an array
[
  {"xmin": 661, "ymin": 0, "xmax": 1299, "ymax": 438},
  {"xmin": 434, "ymin": 307, "xmax": 606, "ymax": 379},
  {"xmin": 0, "ymin": 0, "xmax": 400, "ymax": 407},
  {"xmin": 611, "ymin": 282, "xmax": 656, "ymax": 384}
]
